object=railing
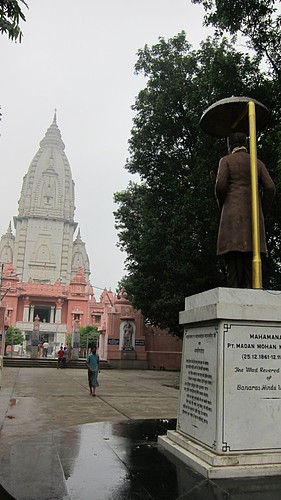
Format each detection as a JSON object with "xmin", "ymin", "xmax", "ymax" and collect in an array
[{"xmin": 16, "ymin": 321, "xmax": 67, "ymax": 333}]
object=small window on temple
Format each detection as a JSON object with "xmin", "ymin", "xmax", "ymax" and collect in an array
[{"xmin": 94, "ymin": 315, "xmax": 101, "ymax": 324}]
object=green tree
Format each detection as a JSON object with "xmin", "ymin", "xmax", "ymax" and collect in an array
[
  {"xmin": 114, "ymin": 32, "xmax": 280, "ymax": 336},
  {"xmin": 192, "ymin": 0, "xmax": 281, "ymax": 78},
  {"xmin": 0, "ymin": 1, "xmax": 28, "ymax": 123},
  {"xmin": 66, "ymin": 326, "xmax": 99, "ymax": 350},
  {"xmin": 0, "ymin": 0, "xmax": 28, "ymax": 42},
  {"xmin": 79, "ymin": 325, "xmax": 100, "ymax": 349},
  {"xmin": 5, "ymin": 326, "xmax": 23, "ymax": 347}
]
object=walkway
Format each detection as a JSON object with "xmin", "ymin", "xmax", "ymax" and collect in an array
[
  {"xmin": 0, "ymin": 367, "xmax": 180, "ymax": 453},
  {"xmin": 1, "ymin": 368, "xmax": 281, "ymax": 500}
]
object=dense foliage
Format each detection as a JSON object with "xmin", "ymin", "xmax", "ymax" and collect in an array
[
  {"xmin": 191, "ymin": 0, "xmax": 281, "ymax": 284},
  {"xmin": 5, "ymin": 326, "xmax": 23, "ymax": 347},
  {"xmin": 79, "ymin": 325, "xmax": 100, "ymax": 348},
  {"xmin": 114, "ymin": 30, "xmax": 281, "ymax": 336},
  {"xmin": 192, "ymin": 0, "xmax": 281, "ymax": 78},
  {"xmin": 0, "ymin": 0, "xmax": 28, "ymax": 42},
  {"xmin": 66, "ymin": 325, "xmax": 99, "ymax": 349}
]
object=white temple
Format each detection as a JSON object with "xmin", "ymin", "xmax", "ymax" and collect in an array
[{"xmin": 0, "ymin": 112, "xmax": 90, "ymax": 284}]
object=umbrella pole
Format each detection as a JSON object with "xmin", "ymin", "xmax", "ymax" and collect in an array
[{"xmin": 248, "ymin": 101, "xmax": 262, "ymax": 288}]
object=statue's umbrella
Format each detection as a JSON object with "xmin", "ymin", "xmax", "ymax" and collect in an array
[{"xmin": 200, "ymin": 96, "xmax": 270, "ymax": 138}]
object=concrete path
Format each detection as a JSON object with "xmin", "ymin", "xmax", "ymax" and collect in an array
[
  {"xmin": 0, "ymin": 367, "xmax": 180, "ymax": 453},
  {"xmin": 2, "ymin": 368, "xmax": 281, "ymax": 500}
]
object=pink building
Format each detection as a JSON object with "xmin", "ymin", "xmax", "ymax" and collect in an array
[
  {"xmin": 1, "ymin": 263, "xmax": 182, "ymax": 369},
  {"xmin": 0, "ymin": 115, "xmax": 182, "ymax": 370}
]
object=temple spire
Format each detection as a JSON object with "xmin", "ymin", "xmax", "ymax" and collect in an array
[
  {"xmin": 39, "ymin": 111, "xmax": 65, "ymax": 150},
  {"xmin": 7, "ymin": 221, "xmax": 13, "ymax": 236}
]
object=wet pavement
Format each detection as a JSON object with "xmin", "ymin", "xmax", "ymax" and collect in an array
[{"xmin": 1, "ymin": 368, "xmax": 281, "ymax": 499}]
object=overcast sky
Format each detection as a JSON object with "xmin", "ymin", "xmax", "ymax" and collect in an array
[{"xmin": 1, "ymin": 0, "xmax": 213, "ymax": 299}]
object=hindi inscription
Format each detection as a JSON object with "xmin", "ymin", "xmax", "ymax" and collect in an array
[{"xmin": 177, "ymin": 325, "xmax": 217, "ymax": 449}]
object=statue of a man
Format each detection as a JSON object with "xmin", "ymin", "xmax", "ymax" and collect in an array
[{"xmin": 215, "ymin": 132, "xmax": 276, "ymax": 288}]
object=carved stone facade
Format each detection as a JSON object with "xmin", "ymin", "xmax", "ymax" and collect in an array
[
  {"xmin": 0, "ymin": 115, "xmax": 182, "ymax": 370},
  {"xmin": 0, "ymin": 113, "xmax": 90, "ymax": 284}
]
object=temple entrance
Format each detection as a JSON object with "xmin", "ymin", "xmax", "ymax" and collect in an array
[{"xmin": 33, "ymin": 305, "xmax": 51, "ymax": 323}]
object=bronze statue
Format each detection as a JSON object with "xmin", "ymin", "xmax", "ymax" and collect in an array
[{"xmin": 215, "ymin": 132, "xmax": 275, "ymax": 288}]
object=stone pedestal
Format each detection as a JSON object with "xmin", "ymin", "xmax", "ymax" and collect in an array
[
  {"xmin": 31, "ymin": 315, "xmax": 40, "ymax": 359},
  {"xmin": 159, "ymin": 288, "xmax": 281, "ymax": 478},
  {"xmin": 72, "ymin": 319, "xmax": 80, "ymax": 360},
  {"xmin": 121, "ymin": 350, "xmax": 136, "ymax": 361}
]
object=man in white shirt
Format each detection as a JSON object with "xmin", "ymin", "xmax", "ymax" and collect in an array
[{"xmin": 43, "ymin": 341, "xmax": 49, "ymax": 358}]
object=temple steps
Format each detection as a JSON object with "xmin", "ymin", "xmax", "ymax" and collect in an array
[{"xmin": 3, "ymin": 357, "xmax": 111, "ymax": 369}]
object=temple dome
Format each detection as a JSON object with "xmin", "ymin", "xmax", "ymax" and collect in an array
[
  {"xmin": 17, "ymin": 111, "xmax": 75, "ymax": 221},
  {"xmin": 8, "ymin": 113, "xmax": 91, "ymax": 284}
]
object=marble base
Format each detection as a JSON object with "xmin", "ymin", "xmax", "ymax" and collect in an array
[
  {"xmin": 160, "ymin": 288, "xmax": 281, "ymax": 478},
  {"xmin": 159, "ymin": 432, "xmax": 281, "ymax": 478}
]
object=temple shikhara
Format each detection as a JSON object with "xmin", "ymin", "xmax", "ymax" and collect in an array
[{"xmin": 0, "ymin": 114, "xmax": 181, "ymax": 369}]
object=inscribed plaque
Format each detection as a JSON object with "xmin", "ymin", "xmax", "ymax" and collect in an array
[{"xmin": 177, "ymin": 324, "xmax": 218, "ymax": 449}]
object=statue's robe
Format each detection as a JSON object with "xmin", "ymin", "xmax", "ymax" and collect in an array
[{"xmin": 215, "ymin": 150, "xmax": 275, "ymax": 256}]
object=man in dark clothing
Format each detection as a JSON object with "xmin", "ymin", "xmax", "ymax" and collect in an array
[
  {"xmin": 215, "ymin": 132, "xmax": 275, "ymax": 288},
  {"xmin": 62, "ymin": 347, "xmax": 67, "ymax": 368},
  {"xmin": 57, "ymin": 346, "xmax": 64, "ymax": 369},
  {"xmin": 86, "ymin": 346, "xmax": 100, "ymax": 396}
]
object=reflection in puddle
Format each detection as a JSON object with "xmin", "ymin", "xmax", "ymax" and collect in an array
[
  {"xmin": 3, "ymin": 419, "xmax": 281, "ymax": 499},
  {"xmin": 61, "ymin": 420, "xmax": 178, "ymax": 500}
]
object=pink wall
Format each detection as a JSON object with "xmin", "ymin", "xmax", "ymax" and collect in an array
[
  {"xmin": 1, "ymin": 265, "xmax": 182, "ymax": 371},
  {"xmin": 145, "ymin": 325, "xmax": 183, "ymax": 371}
]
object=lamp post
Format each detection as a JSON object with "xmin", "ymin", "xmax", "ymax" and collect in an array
[
  {"xmin": 31, "ymin": 315, "xmax": 40, "ymax": 359},
  {"xmin": 72, "ymin": 318, "xmax": 80, "ymax": 360},
  {"xmin": 200, "ymin": 96, "xmax": 270, "ymax": 289}
]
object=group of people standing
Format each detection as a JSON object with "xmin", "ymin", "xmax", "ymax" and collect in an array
[
  {"xmin": 57, "ymin": 344, "xmax": 72, "ymax": 368},
  {"xmin": 37, "ymin": 340, "xmax": 50, "ymax": 357}
]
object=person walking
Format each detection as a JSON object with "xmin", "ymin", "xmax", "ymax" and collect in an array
[{"xmin": 86, "ymin": 345, "xmax": 100, "ymax": 396}]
